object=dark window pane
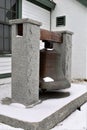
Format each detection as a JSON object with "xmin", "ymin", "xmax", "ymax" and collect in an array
[
  {"xmin": 17, "ymin": 24, "xmax": 23, "ymax": 36},
  {"xmin": 12, "ymin": 12, "xmax": 16, "ymax": 19},
  {"xmin": 11, "ymin": 0, "xmax": 17, "ymax": 11},
  {"xmin": 6, "ymin": 11, "xmax": 16, "ymax": 21},
  {"xmin": 0, "ymin": 0, "xmax": 5, "ymax": 8},
  {"xmin": 0, "ymin": 24, "xmax": 3, "ymax": 37},
  {"xmin": 0, "ymin": 8, "xmax": 5, "ymax": 22},
  {"xmin": 0, "ymin": 38, "xmax": 3, "ymax": 51},
  {"xmin": 6, "ymin": 0, "xmax": 11, "ymax": 10},
  {"xmin": 4, "ymin": 38, "xmax": 10, "ymax": 51},
  {"xmin": 0, "ymin": 0, "xmax": 17, "ymax": 53},
  {"xmin": 6, "ymin": 10, "xmax": 12, "ymax": 21},
  {"xmin": 4, "ymin": 25, "xmax": 10, "ymax": 38}
]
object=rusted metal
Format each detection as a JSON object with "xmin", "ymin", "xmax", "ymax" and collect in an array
[
  {"xmin": 40, "ymin": 49, "xmax": 59, "ymax": 81},
  {"xmin": 40, "ymin": 29, "xmax": 70, "ymax": 90},
  {"xmin": 40, "ymin": 45, "xmax": 70, "ymax": 90},
  {"xmin": 40, "ymin": 29, "xmax": 62, "ymax": 43}
]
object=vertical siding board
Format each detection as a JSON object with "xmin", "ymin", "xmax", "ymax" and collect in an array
[{"xmin": 22, "ymin": 0, "xmax": 50, "ymax": 30}]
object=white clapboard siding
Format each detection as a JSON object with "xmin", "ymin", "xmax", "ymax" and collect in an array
[
  {"xmin": 22, "ymin": 0, "xmax": 50, "ymax": 30},
  {"xmin": 0, "ymin": 57, "xmax": 11, "ymax": 74}
]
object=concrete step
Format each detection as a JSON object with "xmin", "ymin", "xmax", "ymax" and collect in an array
[{"xmin": 0, "ymin": 79, "xmax": 87, "ymax": 130}]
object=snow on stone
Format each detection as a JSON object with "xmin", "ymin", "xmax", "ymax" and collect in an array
[
  {"xmin": 51, "ymin": 102, "xmax": 87, "ymax": 130},
  {"xmin": 43, "ymin": 77, "xmax": 54, "ymax": 82},
  {"xmin": 0, "ymin": 123, "xmax": 23, "ymax": 130},
  {"xmin": 0, "ymin": 83, "xmax": 86, "ymax": 123}
]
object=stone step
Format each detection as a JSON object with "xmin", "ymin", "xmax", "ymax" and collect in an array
[
  {"xmin": 0, "ymin": 81, "xmax": 87, "ymax": 130},
  {"xmin": 0, "ymin": 123, "xmax": 23, "ymax": 130},
  {"xmin": 51, "ymin": 102, "xmax": 87, "ymax": 130}
]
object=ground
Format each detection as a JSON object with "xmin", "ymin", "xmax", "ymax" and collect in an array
[{"xmin": 0, "ymin": 78, "xmax": 87, "ymax": 130}]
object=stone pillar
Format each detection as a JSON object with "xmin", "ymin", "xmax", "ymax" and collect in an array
[
  {"xmin": 10, "ymin": 19, "xmax": 41, "ymax": 106},
  {"xmin": 61, "ymin": 31, "xmax": 73, "ymax": 83},
  {"xmin": 54, "ymin": 31, "xmax": 73, "ymax": 85}
]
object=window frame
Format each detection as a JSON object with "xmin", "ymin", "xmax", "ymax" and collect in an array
[{"xmin": 0, "ymin": 0, "xmax": 18, "ymax": 54}]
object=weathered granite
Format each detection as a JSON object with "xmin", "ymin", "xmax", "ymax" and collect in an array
[
  {"xmin": 54, "ymin": 31, "xmax": 73, "ymax": 84},
  {"xmin": 38, "ymin": 92, "xmax": 87, "ymax": 130},
  {"xmin": 52, "ymin": 30, "xmax": 73, "ymax": 89},
  {"xmin": 9, "ymin": 18, "xmax": 42, "ymax": 26},
  {"xmin": 10, "ymin": 19, "xmax": 41, "ymax": 105},
  {"xmin": 61, "ymin": 31, "xmax": 73, "ymax": 83}
]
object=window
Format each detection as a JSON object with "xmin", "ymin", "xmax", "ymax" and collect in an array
[
  {"xmin": 0, "ymin": 0, "xmax": 18, "ymax": 54},
  {"xmin": 0, "ymin": 0, "xmax": 5, "ymax": 8},
  {"xmin": 0, "ymin": 8, "xmax": 5, "ymax": 22},
  {"xmin": 0, "ymin": 23, "xmax": 11, "ymax": 53},
  {"xmin": 56, "ymin": 16, "xmax": 66, "ymax": 27}
]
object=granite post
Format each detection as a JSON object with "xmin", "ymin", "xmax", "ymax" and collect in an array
[
  {"xmin": 54, "ymin": 31, "xmax": 73, "ymax": 85},
  {"xmin": 61, "ymin": 31, "xmax": 73, "ymax": 83},
  {"xmin": 10, "ymin": 18, "xmax": 41, "ymax": 106}
]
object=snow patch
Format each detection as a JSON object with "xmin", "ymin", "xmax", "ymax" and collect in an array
[{"xmin": 43, "ymin": 77, "xmax": 54, "ymax": 82}]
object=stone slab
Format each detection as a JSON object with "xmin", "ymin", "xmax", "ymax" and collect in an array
[
  {"xmin": 0, "ymin": 123, "xmax": 23, "ymax": 130},
  {"xmin": 9, "ymin": 18, "xmax": 42, "ymax": 26},
  {"xmin": 51, "ymin": 102, "xmax": 87, "ymax": 130},
  {"xmin": 0, "ymin": 83, "xmax": 87, "ymax": 130}
]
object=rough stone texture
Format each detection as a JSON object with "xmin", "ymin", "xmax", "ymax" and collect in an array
[
  {"xmin": 38, "ymin": 92, "xmax": 87, "ymax": 130},
  {"xmin": 10, "ymin": 19, "xmax": 41, "ymax": 106},
  {"xmin": 0, "ymin": 92, "xmax": 87, "ymax": 130},
  {"xmin": 54, "ymin": 31, "xmax": 73, "ymax": 85},
  {"xmin": 53, "ymin": 30, "xmax": 73, "ymax": 89},
  {"xmin": 61, "ymin": 31, "xmax": 73, "ymax": 84},
  {"xmin": 9, "ymin": 18, "xmax": 42, "ymax": 26}
]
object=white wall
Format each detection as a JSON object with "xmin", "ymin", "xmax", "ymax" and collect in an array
[
  {"xmin": 0, "ymin": 57, "xmax": 11, "ymax": 74},
  {"xmin": 22, "ymin": 0, "xmax": 50, "ymax": 30},
  {"xmin": 51, "ymin": 0, "xmax": 87, "ymax": 79}
]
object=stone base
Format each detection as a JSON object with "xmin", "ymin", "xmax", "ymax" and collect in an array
[{"xmin": 0, "ymin": 83, "xmax": 87, "ymax": 130}]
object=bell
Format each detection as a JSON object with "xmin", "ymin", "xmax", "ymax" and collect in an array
[{"xmin": 40, "ymin": 41, "xmax": 70, "ymax": 90}]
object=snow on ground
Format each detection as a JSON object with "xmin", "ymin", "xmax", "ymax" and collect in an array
[
  {"xmin": 0, "ymin": 123, "xmax": 23, "ymax": 130},
  {"xmin": 0, "ymin": 103, "xmax": 87, "ymax": 130},
  {"xmin": 51, "ymin": 102, "xmax": 87, "ymax": 130},
  {"xmin": 0, "ymin": 78, "xmax": 11, "ymax": 85},
  {"xmin": 0, "ymin": 78, "xmax": 11, "ymax": 102},
  {"xmin": 0, "ymin": 78, "xmax": 87, "ymax": 129},
  {"xmin": 0, "ymin": 82, "xmax": 86, "ymax": 122}
]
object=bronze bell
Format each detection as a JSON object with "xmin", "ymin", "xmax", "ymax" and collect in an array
[{"xmin": 40, "ymin": 41, "xmax": 70, "ymax": 90}]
